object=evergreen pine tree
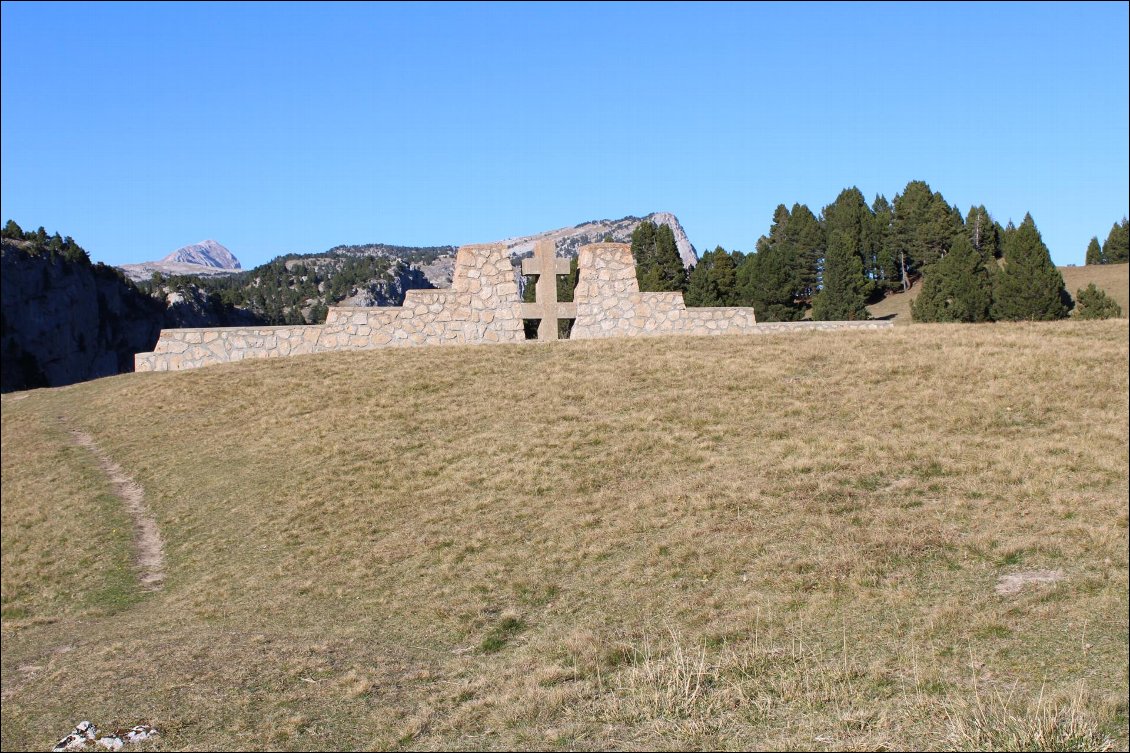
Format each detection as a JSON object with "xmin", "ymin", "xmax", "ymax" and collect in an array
[
  {"xmin": 911, "ymin": 235, "xmax": 992, "ymax": 323},
  {"xmin": 869, "ymin": 195, "xmax": 898, "ymax": 293},
  {"xmin": 685, "ymin": 247, "xmax": 737, "ymax": 306},
  {"xmin": 1085, "ymin": 237, "xmax": 1103, "ymax": 265},
  {"xmin": 889, "ymin": 181, "xmax": 964, "ymax": 290},
  {"xmin": 2, "ymin": 219, "xmax": 24, "ymax": 239},
  {"xmin": 711, "ymin": 247, "xmax": 737, "ymax": 304},
  {"xmin": 741, "ymin": 243, "xmax": 805, "ymax": 321},
  {"xmin": 653, "ymin": 223, "xmax": 688, "ymax": 292},
  {"xmin": 1073, "ymin": 283, "xmax": 1122, "ymax": 319},
  {"xmin": 685, "ymin": 251, "xmax": 715, "ymax": 307},
  {"xmin": 1101, "ymin": 217, "xmax": 1129, "ymax": 263},
  {"xmin": 921, "ymin": 193, "xmax": 965, "ymax": 268},
  {"xmin": 736, "ymin": 205, "xmax": 805, "ymax": 320},
  {"xmin": 787, "ymin": 204, "xmax": 824, "ymax": 302},
  {"xmin": 991, "ymin": 214, "xmax": 1072, "ymax": 321},
  {"xmin": 890, "ymin": 180, "xmax": 934, "ymax": 290},
  {"xmin": 811, "ymin": 231, "xmax": 870, "ymax": 320},
  {"xmin": 965, "ymin": 206, "xmax": 1001, "ymax": 262},
  {"xmin": 822, "ymin": 187, "xmax": 876, "ymax": 301},
  {"xmin": 631, "ymin": 220, "xmax": 686, "ymax": 292},
  {"xmin": 630, "ymin": 220, "xmax": 658, "ymax": 278}
]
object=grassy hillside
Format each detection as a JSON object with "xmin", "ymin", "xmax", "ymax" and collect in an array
[
  {"xmin": 865, "ymin": 263, "xmax": 1129, "ymax": 324},
  {"xmin": 1060, "ymin": 263, "xmax": 1130, "ymax": 316},
  {"xmin": 865, "ymin": 279, "xmax": 922, "ymax": 324},
  {"xmin": 3, "ymin": 322, "xmax": 1128, "ymax": 751}
]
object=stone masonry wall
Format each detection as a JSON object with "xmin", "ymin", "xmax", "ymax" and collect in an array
[
  {"xmin": 134, "ymin": 240, "xmax": 892, "ymax": 373},
  {"xmin": 570, "ymin": 243, "xmax": 760, "ymax": 338},
  {"xmin": 135, "ymin": 244, "xmax": 522, "ymax": 372}
]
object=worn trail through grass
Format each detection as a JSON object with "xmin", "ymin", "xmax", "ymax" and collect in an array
[{"xmin": 62, "ymin": 419, "xmax": 165, "ymax": 592}]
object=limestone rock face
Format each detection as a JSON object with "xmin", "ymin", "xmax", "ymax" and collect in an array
[{"xmin": 1, "ymin": 239, "xmax": 164, "ymax": 391}]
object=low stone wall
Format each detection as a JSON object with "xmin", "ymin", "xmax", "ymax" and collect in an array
[
  {"xmin": 747, "ymin": 320, "xmax": 893, "ymax": 333},
  {"xmin": 571, "ymin": 244, "xmax": 759, "ymax": 339},
  {"xmin": 134, "ymin": 325, "xmax": 321, "ymax": 372},
  {"xmin": 135, "ymin": 245, "xmax": 523, "ymax": 372}
]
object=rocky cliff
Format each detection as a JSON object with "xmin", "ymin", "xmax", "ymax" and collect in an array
[{"xmin": 1, "ymin": 239, "xmax": 165, "ymax": 391}]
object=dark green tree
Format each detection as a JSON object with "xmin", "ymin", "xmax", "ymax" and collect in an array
[
  {"xmin": 1085, "ymin": 236, "xmax": 1103, "ymax": 265},
  {"xmin": 739, "ymin": 241, "xmax": 805, "ymax": 321},
  {"xmin": 869, "ymin": 195, "xmax": 899, "ymax": 293},
  {"xmin": 686, "ymin": 246, "xmax": 739, "ymax": 306},
  {"xmin": 736, "ymin": 204, "xmax": 805, "ymax": 320},
  {"xmin": 630, "ymin": 220, "xmax": 657, "ymax": 274},
  {"xmin": 811, "ymin": 230, "xmax": 870, "ymax": 320},
  {"xmin": 632, "ymin": 220, "xmax": 687, "ymax": 292},
  {"xmin": 1073, "ymin": 283, "xmax": 1122, "ymax": 319},
  {"xmin": 789, "ymin": 204, "xmax": 824, "ymax": 302},
  {"xmin": 890, "ymin": 180, "xmax": 934, "ymax": 291},
  {"xmin": 1101, "ymin": 217, "xmax": 1129, "ymax": 263},
  {"xmin": 991, "ymin": 214, "xmax": 1072, "ymax": 321},
  {"xmin": 922, "ymin": 193, "xmax": 965, "ymax": 268},
  {"xmin": 685, "ymin": 256, "xmax": 712, "ymax": 306},
  {"xmin": 965, "ymin": 206, "xmax": 1001, "ymax": 262},
  {"xmin": 2, "ymin": 219, "xmax": 24, "ymax": 239},
  {"xmin": 889, "ymin": 180, "xmax": 963, "ymax": 291},
  {"xmin": 911, "ymin": 235, "xmax": 992, "ymax": 323},
  {"xmin": 822, "ymin": 187, "xmax": 876, "ymax": 301}
]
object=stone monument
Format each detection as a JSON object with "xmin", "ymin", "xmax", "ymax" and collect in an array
[{"xmin": 135, "ymin": 242, "xmax": 891, "ymax": 372}]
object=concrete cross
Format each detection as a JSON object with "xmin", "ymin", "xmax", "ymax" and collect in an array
[{"xmin": 519, "ymin": 240, "xmax": 577, "ymax": 340}]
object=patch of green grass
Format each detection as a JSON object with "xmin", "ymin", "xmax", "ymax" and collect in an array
[{"xmin": 480, "ymin": 616, "xmax": 526, "ymax": 654}]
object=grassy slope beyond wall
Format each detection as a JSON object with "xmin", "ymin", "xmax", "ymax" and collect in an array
[
  {"xmin": 866, "ymin": 263, "xmax": 1129, "ymax": 324},
  {"xmin": 2, "ymin": 320, "xmax": 1128, "ymax": 751}
]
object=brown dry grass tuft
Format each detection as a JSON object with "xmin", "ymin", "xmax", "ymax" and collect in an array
[{"xmin": 2, "ymin": 319, "xmax": 1127, "ymax": 750}]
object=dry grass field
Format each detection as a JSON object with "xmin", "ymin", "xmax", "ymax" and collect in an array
[
  {"xmin": 2, "ymin": 320, "xmax": 1128, "ymax": 751},
  {"xmin": 865, "ymin": 263, "xmax": 1129, "ymax": 324}
]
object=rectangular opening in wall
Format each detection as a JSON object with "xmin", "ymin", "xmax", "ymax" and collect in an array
[
  {"xmin": 558, "ymin": 319, "xmax": 575, "ymax": 339},
  {"xmin": 523, "ymin": 319, "xmax": 540, "ymax": 339}
]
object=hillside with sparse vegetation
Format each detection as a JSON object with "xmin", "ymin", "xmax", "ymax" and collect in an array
[{"xmin": 3, "ymin": 320, "xmax": 1127, "ymax": 751}]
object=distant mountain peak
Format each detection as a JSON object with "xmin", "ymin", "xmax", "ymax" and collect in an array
[{"xmin": 160, "ymin": 240, "xmax": 241, "ymax": 270}]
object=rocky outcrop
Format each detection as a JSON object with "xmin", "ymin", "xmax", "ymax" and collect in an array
[
  {"xmin": 334, "ymin": 263, "xmax": 434, "ymax": 307},
  {"xmin": 1, "ymin": 239, "xmax": 165, "ymax": 391},
  {"xmin": 487, "ymin": 212, "xmax": 699, "ymax": 270}
]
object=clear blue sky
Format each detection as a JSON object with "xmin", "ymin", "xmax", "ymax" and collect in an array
[{"xmin": 2, "ymin": 1, "xmax": 1127, "ymax": 269}]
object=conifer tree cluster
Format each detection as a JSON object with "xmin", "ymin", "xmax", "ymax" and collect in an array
[
  {"xmin": 989, "ymin": 214, "xmax": 1072, "ymax": 321},
  {"xmin": 630, "ymin": 221, "xmax": 687, "ymax": 292},
  {"xmin": 653, "ymin": 179, "xmax": 1083, "ymax": 325},
  {"xmin": 1073, "ymin": 283, "xmax": 1122, "ymax": 319},
  {"xmin": 1087, "ymin": 218, "xmax": 1129, "ymax": 264}
]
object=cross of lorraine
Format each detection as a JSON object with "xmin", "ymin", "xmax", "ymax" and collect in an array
[{"xmin": 519, "ymin": 240, "xmax": 576, "ymax": 340}]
